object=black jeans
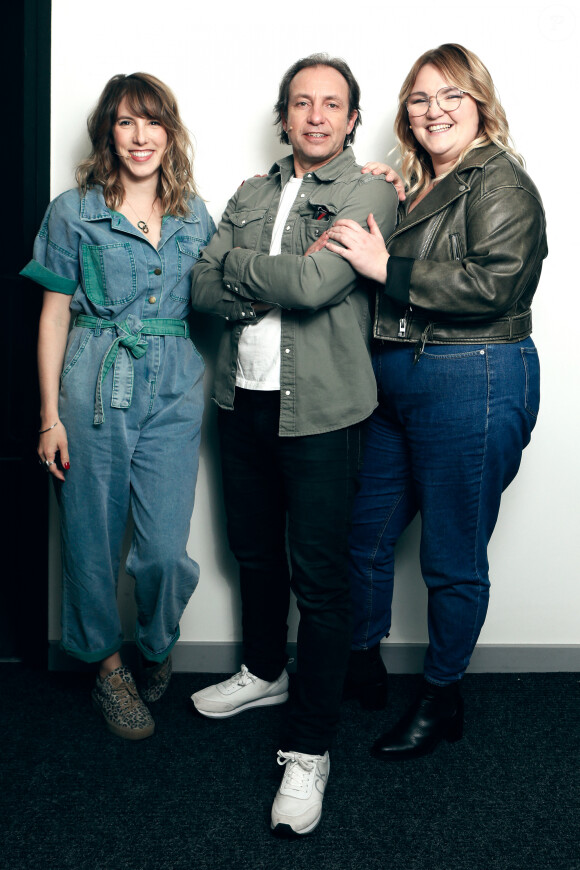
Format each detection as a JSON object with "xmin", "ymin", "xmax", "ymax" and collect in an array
[{"xmin": 218, "ymin": 389, "xmax": 364, "ymax": 754}]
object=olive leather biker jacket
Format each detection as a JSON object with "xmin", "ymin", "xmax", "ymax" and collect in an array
[{"xmin": 374, "ymin": 144, "xmax": 548, "ymax": 349}]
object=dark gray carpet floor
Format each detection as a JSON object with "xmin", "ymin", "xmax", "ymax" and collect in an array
[{"xmin": 0, "ymin": 667, "xmax": 578, "ymax": 870}]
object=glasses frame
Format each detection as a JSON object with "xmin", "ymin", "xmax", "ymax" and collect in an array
[{"xmin": 406, "ymin": 87, "xmax": 467, "ymax": 118}]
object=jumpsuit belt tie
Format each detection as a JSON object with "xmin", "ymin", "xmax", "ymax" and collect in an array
[{"xmin": 73, "ymin": 314, "xmax": 190, "ymax": 425}]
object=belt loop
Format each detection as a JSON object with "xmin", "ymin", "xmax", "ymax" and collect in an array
[{"xmin": 94, "ymin": 318, "xmax": 103, "ymax": 338}]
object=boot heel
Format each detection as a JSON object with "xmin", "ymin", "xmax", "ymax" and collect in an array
[{"xmin": 444, "ymin": 696, "xmax": 464, "ymax": 743}]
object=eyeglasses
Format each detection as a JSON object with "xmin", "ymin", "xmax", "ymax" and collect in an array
[{"xmin": 406, "ymin": 87, "xmax": 466, "ymax": 118}]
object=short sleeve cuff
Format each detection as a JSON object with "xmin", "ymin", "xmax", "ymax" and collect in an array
[{"xmin": 20, "ymin": 260, "xmax": 77, "ymax": 295}]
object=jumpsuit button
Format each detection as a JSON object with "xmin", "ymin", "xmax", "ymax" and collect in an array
[
  {"xmin": 154, "ymin": 268, "xmax": 162, "ymax": 275},
  {"xmin": 148, "ymin": 296, "xmax": 156, "ymax": 304}
]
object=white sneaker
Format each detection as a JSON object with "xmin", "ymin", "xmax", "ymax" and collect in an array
[
  {"xmin": 271, "ymin": 750, "xmax": 330, "ymax": 835},
  {"xmin": 191, "ymin": 665, "xmax": 289, "ymax": 719}
]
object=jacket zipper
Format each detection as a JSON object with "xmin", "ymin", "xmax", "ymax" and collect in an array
[{"xmin": 398, "ymin": 305, "xmax": 413, "ymax": 338}]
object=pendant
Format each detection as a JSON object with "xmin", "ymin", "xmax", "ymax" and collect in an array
[{"xmin": 137, "ymin": 220, "xmax": 149, "ymax": 234}]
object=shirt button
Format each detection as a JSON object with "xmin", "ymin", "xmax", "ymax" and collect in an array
[
  {"xmin": 285, "ymin": 390, "xmax": 291, "ymax": 396},
  {"xmin": 268, "ymin": 216, "xmax": 273, "ymax": 222},
  {"xmin": 241, "ymin": 220, "xmax": 246, "ymax": 225},
  {"xmin": 285, "ymin": 226, "xmax": 291, "ymax": 232},
  {"xmin": 154, "ymin": 268, "xmax": 162, "ymax": 275},
  {"xmin": 285, "ymin": 348, "xmax": 290, "ymax": 354},
  {"xmin": 225, "ymin": 283, "xmax": 231, "ymax": 289},
  {"xmin": 241, "ymin": 312, "xmax": 246, "ymax": 317},
  {"xmin": 300, "ymin": 193, "xmax": 305, "ymax": 198},
  {"xmin": 148, "ymin": 296, "xmax": 156, "ymax": 304}
]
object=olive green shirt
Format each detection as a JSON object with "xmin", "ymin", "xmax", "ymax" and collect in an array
[{"xmin": 191, "ymin": 147, "xmax": 398, "ymax": 436}]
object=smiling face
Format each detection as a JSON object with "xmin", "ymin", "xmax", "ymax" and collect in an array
[
  {"xmin": 283, "ymin": 65, "xmax": 357, "ymax": 178},
  {"xmin": 408, "ymin": 63, "xmax": 480, "ymax": 176},
  {"xmin": 112, "ymin": 97, "xmax": 168, "ymax": 185}
]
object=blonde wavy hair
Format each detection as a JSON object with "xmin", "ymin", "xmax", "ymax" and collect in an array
[
  {"xmin": 76, "ymin": 73, "xmax": 197, "ymax": 217},
  {"xmin": 394, "ymin": 44, "xmax": 522, "ymax": 196}
]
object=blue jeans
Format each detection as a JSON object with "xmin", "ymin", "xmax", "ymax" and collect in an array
[
  {"xmin": 219, "ymin": 389, "xmax": 364, "ymax": 754},
  {"xmin": 349, "ymin": 339, "xmax": 540, "ymax": 684}
]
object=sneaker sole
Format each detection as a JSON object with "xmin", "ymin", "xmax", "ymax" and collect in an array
[
  {"xmin": 191, "ymin": 690, "xmax": 289, "ymax": 719},
  {"xmin": 271, "ymin": 815, "xmax": 321, "ymax": 837},
  {"xmin": 92, "ymin": 698, "xmax": 155, "ymax": 741}
]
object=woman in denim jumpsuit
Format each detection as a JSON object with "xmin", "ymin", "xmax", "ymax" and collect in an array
[{"xmin": 21, "ymin": 73, "xmax": 215, "ymax": 739}]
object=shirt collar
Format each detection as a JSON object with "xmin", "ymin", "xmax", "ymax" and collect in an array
[
  {"xmin": 79, "ymin": 186, "xmax": 199, "ymax": 223},
  {"xmin": 271, "ymin": 146, "xmax": 357, "ymax": 185}
]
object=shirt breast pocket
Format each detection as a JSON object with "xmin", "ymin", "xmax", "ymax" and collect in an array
[
  {"xmin": 231, "ymin": 209, "xmax": 267, "ymax": 248},
  {"xmin": 299, "ymin": 216, "xmax": 333, "ymax": 252},
  {"xmin": 81, "ymin": 242, "xmax": 137, "ymax": 306},
  {"xmin": 173, "ymin": 236, "xmax": 206, "ymax": 301}
]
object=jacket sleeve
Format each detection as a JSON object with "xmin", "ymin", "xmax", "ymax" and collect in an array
[
  {"xmin": 190, "ymin": 188, "xmax": 259, "ymax": 323},
  {"xmin": 385, "ymin": 185, "xmax": 547, "ymax": 322},
  {"xmin": 221, "ymin": 175, "xmax": 398, "ymax": 311}
]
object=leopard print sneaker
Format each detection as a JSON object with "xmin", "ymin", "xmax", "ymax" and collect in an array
[
  {"xmin": 138, "ymin": 655, "xmax": 172, "ymax": 703},
  {"xmin": 92, "ymin": 667, "xmax": 155, "ymax": 740}
]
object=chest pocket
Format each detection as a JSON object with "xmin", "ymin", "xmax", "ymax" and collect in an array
[
  {"xmin": 231, "ymin": 209, "xmax": 267, "ymax": 248},
  {"xmin": 82, "ymin": 243, "xmax": 137, "ymax": 306},
  {"xmin": 299, "ymin": 203, "xmax": 336, "ymax": 251},
  {"xmin": 449, "ymin": 232, "xmax": 464, "ymax": 261},
  {"xmin": 173, "ymin": 236, "xmax": 206, "ymax": 301}
]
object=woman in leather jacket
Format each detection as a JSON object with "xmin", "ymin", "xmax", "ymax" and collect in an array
[{"xmin": 324, "ymin": 44, "xmax": 547, "ymax": 759}]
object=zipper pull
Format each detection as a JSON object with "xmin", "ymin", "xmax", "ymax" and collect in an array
[
  {"xmin": 413, "ymin": 324, "xmax": 431, "ymax": 365},
  {"xmin": 398, "ymin": 306, "xmax": 411, "ymax": 338}
]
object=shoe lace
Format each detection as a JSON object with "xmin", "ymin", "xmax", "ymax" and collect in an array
[
  {"xmin": 112, "ymin": 679, "xmax": 139, "ymax": 712},
  {"xmin": 223, "ymin": 664, "xmax": 257, "ymax": 689},
  {"xmin": 276, "ymin": 751, "xmax": 318, "ymax": 792}
]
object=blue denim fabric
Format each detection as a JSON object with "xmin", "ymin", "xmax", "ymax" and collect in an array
[
  {"xmin": 22, "ymin": 187, "xmax": 214, "ymax": 662},
  {"xmin": 349, "ymin": 339, "xmax": 539, "ymax": 684}
]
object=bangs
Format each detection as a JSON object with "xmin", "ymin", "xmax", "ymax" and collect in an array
[{"xmin": 120, "ymin": 80, "xmax": 166, "ymax": 121}]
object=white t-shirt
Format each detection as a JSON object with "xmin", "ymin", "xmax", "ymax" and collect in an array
[{"xmin": 235, "ymin": 176, "xmax": 303, "ymax": 391}]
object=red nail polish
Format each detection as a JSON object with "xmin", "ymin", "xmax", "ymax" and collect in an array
[{"xmin": 63, "ymin": 461, "xmax": 70, "ymax": 470}]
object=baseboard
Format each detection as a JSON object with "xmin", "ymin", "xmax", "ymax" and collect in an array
[{"xmin": 47, "ymin": 641, "xmax": 580, "ymax": 673}]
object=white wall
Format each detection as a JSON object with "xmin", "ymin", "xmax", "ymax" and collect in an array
[{"xmin": 48, "ymin": 0, "xmax": 579, "ymax": 651}]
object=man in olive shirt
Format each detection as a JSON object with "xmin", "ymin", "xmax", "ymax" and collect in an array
[{"xmin": 190, "ymin": 53, "xmax": 397, "ymax": 836}]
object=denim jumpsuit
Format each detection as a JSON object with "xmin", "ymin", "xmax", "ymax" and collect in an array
[{"xmin": 22, "ymin": 186, "xmax": 215, "ymax": 663}]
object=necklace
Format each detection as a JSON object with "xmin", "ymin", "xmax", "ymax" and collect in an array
[{"xmin": 124, "ymin": 197, "xmax": 157, "ymax": 234}]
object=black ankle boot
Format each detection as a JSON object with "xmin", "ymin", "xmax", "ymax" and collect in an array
[
  {"xmin": 371, "ymin": 678, "xmax": 463, "ymax": 760},
  {"xmin": 343, "ymin": 646, "xmax": 388, "ymax": 710}
]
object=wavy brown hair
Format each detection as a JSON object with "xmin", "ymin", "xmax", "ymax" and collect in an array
[
  {"xmin": 394, "ymin": 44, "xmax": 522, "ymax": 196},
  {"xmin": 76, "ymin": 73, "xmax": 197, "ymax": 216}
]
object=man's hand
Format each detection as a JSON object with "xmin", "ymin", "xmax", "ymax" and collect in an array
[
  {"xmin": 304, "ymin": 231, "xmax": 331, "ymax": 257},
  {"xmin": 252, "ymin": 301, "xmax": 275, "ymax": 313}
]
